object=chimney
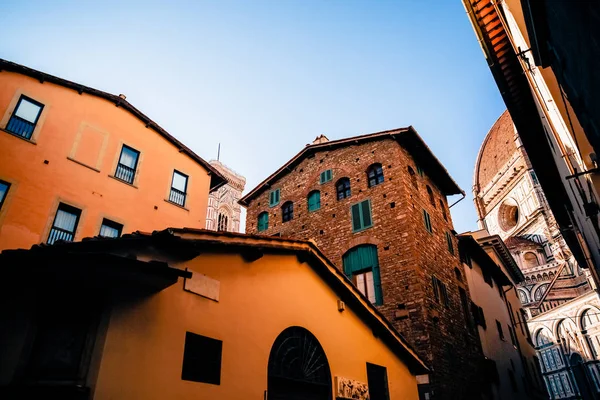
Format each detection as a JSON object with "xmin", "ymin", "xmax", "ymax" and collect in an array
[
  {"xmin": 312, "ymin": 134, "xmax": 329, "ymax": 145},
  {"xmin": 118, "ymin": 94, "xmax": 127, "ymax": 100}
]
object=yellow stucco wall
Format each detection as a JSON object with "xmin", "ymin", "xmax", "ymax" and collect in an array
[{"xmin": 93, "ymin": 252, "xmax": 420, "ymax": 399}]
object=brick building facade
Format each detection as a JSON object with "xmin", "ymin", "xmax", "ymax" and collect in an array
[{"xmin": 240, "ymin": 128, "xmax": 485, "ymax": 399}]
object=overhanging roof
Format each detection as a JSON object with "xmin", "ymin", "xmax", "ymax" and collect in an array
[
  {"xmin": 458, "ymin": 234, "xmax": 512, "ymax": 286},
  {"xmin": 0, "ymin": 58, "xmax": 226, "ymax": 192},
  {"xmin": 474, "ymin": 233, "xmax": 525, "ymax": 284},
  {"xmin": 240, "ymin": 126, "xmax": 463, "ymax": 206},
  {"xmin": 0, "ymin": 229, "xmax": 429, "ymax": 374}
]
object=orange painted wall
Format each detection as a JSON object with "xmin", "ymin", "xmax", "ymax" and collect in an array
[
  {"xmin": 0, "ymin": 72, "xmax": 212, "ymax": 250},
  {"xmin": 93, "ymin": 252, "xmax": 420, "ymax": 399}
]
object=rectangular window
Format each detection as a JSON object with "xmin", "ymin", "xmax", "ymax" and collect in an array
[
  {"xmin": 48, "ymin": 203, "xmax": 81, "ymax": 244},
  {"xmin": 446, "ymin": 232, "xmax": 454, "ymax": 254},
  {"xmin": 432, "ymin": 276, "xmax": 449, "ymax": 307},
  {"xmin": 459, "ymin": 287, "xmax": 472, "ymax": 327},
  {"xmin": 115, "ymin": 145, "xmax": 140, "ymax": 184},
  {"xmin": 99, "ymin": 218, "xmax": 123, "ymax": 238},
  {"xmin": 6, "ymin": 95, "xmax": 44, "ymax": 140},
  {"xmin": 169, "ymin": 170, "xmax": 188, "ymax": 206},
  {"xmin": 423, "ymin": 210, "xmax": 432, "ymax": 233},
  {"xmin": 355, "ymin": 270, "xmax": 377, "ymax": 304},
  {"xmin": 366, "ymin": 363, "xmax": 390, "ymax": 400},
  {"xmin": 320, "ymin": 169, "xmax": 333, "ymax": 184},
  {"xmin": 182, "ymin": 332, "xmax": 222, "ymax": 385},
  {"xmin": 508, "ymin": 325, "xmax": 517, "ymax": 346},
  {"xmin": 269, "ymin": 189, "xmax": 280, "ymax": 207},
  {"xmin": 416, "ymin": 164, "xmax": 424, "ymax": 177},
  {"xmin": 496, "ymin": 320, "xmax": 505, "ymax": 341},
  {"xmin": 257, "ymin": 212, "xmax": 269, "ymax": 232},
  {"xmin": 471, "ymin": 302, "xmax": 487, "ymax": 329},
  {"xmin": 0, "ymin": 180, "xmax": 10, "ymax": 210},
  {"xmin": 351, "ymin": 199, "xmax": 373, "ymax": 232}
]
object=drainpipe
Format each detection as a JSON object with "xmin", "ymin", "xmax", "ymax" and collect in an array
[{"xmin": 449, "ymin": 191, "xmax": 466, "ymax": 209}]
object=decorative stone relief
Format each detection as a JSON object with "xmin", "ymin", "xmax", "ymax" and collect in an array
[{"xmin": 335, "ymin": 376, "xmax": 369, "ymax": 400}]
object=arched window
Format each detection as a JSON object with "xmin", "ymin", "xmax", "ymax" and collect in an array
[
  {"xmin": 282, "ymin": 201, "xmax": 294, "ymax": 223},
  {"xmin": 367, "ymin": 163, "xmax": 384, "ymax": 188},
  {"xmin": 268, "ymin": 327, "xmax": 332, "ymax": 400},
  {"xmin": 342, "ymin": 245, "xmax": 382, "ymax": 305},
  {"xmin": 523, "ymin": 252, "xmax": 539, "ymax": 268},
  {"xmin": 258, "ymin": 212, "xmax": 269, "ymax": 232},
  {"xmin": 307, "ymin": 190, "xmax": 321, "ymax": 211},
  {"xmin": 549, "ymin": 271, "xmax": 555, "ymax": 279},
  {"xmin": 535, "ymin": 328, "xmax": 553, "ymax": 347},
  {"xmin": 218, "ymin": 213, "xmax": 229, "ymax": 231},
  {"xmin": 542, "ymin": 273, "xmax": 549, "ymax": 281},
  {"xmin": 440, "ymin": 200, "xmax": 447, "ymax": 221},
  {"xmin": 534, "ymin": 283, "xmax": 549, "ymax": 301},
  {"xmin": 582, "ymin": 309, "xmax": 600, "ymax": 330},
  {"xmin": 408, "ymin": 166, "xmax": 418, "ymax": 189},
  {"xmin": 426, "ymin": 186, "xmax": 436, "ymax": 207},
  {"xmin": 518, "ymin": 289, "xmax": 529, "ymax": 305},
  {"xmin": 454, "ymin": 267, "xmax": 463, "ymax": 282},
  {"xmin": 531, "ymin": 275, "xmax": 537, "ymax": 283},
  {"xmin": 336, "ymin": 178, "xmax": 351, "ymax": 200}
]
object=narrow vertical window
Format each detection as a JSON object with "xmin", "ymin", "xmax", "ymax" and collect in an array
[
  {"xmin": 416, "ymin": 164, "xmax": 424, "ymax": 177},
  {"xmin": 408, "ymin": 166, "xmax": 418, "ymax": 189},
  {"xmin": 170, "ymin": 170, "xmax": 188, "ymax": 206},
  {"xmin": 48, "ymin": 203, "xmax": 81, "ymax": 244},
  {"xmin": 257, "ymin": 212, "xmax": 269, "ymax": 232},
  {"xmin": 459, "ymin": 288, "xmax": 471, "ymax": 327},
  {"xmin": 423, "ymin": 210, "xmax": 432, "ymax": 233},
  {"xmin": 367, "ymin": 163, "xmax": 384, "ymax": 187},
  {"xmin": 351, "ymin": 199, "xmax": 373, "ymax": 232},
  {"xmin": 281, "ymin": 201, "xmax": 294, "ymax": 222},
  {"xmin": 0, "ymin": 180, "xmax": 10, "ymax": 210},
  {"xmin": 336, "ymin": 178, "xmax": 351, "ymax": 200},
  {"xmin": 440, "ymin": 199, "xmax": 447, "ymax": 221},
  {"xmin": 446, "ymin": 232, "xmax": 454, "ymax": 254},
  {"xmin": 99, "ymin": 218, "xmax": 123, "ymax": 238},
  {"xmin": 269, "ymin": 189, "xmax": 280, "ymax": 207},
  {"xmin": 366, "ymin": 363, "xmax": 390, "ymax": 400},
  {"xmin": 307, "ymin": 190, "xmax": 321, "ymax": 211},
  {"xmin": 426, "ymin": 186, "xmax": 436, "ymax": 207},
  {"xmin": 218, "ymin": 213, "xmax": 229, "ymax": 231},
  {"xmin": 115, "ymin": 145, "xmax": 140, "ymax": 184},
  {"xmin": 6, "ymin": 95, "xmax": 44, "ymax": 140},
  {"xmin": 496, "ymin": 320, "xmax": 505, "ymax": 341}
]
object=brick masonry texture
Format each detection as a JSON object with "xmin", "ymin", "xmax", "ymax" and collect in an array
[{"xmin": 244, "ymin": 138, "xmax": 485, "ymax": 398}]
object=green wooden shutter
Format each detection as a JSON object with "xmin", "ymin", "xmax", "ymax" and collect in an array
[
  {"xmin": 258, "ymin": 212, "xmax": 269, "ymax": 232},
  {"xmin": 342, "ymin": 245, "xmax": 382, "ymax": 305},
  {"xmin": 320, "ymin": 171, "xmax": 326, "ymax": 183},
  {"xmin": 351, "ymin": 203, "xmax": 362, "ymax": 231},
  {"xmin": 361, "ymin": 200, "xmax": 372, "ymax": 228},
  {"xmin": 269, "ymin": 189, "xmax": 280, "ymax": 207},
  {"xmin": 423, "ymin": 210, "xmax": 432, "ymax": 233},
  {"xmin": 326, "ymin": 169, "xmax": 332, "ymax": 182},
  {"xmin": 308, "ymin": 191, "xmax": 320, "ymax": 211}
]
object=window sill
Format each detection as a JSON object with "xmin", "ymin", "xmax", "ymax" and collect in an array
[
  {"xmin": 164, "ymin": 198, "xmax": 189, "ymax": 211},
  {"xmin": 0, "ymin": 128, "xmax": 37, "ymax": 144},
  {"xmin": 67, "ymin": 157, "xmax": 100, "ymax": 173},
  {"xmin": 108, "ymin": 174, "xmax": 138, "ymax": 188}
]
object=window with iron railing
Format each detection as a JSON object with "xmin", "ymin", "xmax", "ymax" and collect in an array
[
  {"xmin": 115, "ymin": 145, "xmax": 139, "ymax": 184},
  {"xmin": 6, "ymin": 95, "xmax": 44, "ymax": 140},
  {"xmin": 169, "ymin": 170, "xmax": 188, "ymax": 206},
  {"xmin": 48, "ymin": 203, "xmax": 81, "ymax": 244}
]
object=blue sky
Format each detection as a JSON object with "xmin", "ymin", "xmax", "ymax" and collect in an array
[{"xmin": 1, "ymin": 0, "xmax": 506, "ymax": 233}]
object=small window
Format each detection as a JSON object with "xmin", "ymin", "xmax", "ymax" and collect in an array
[
  {"xmin": 416, "ymin": 164, "xmax": 424, "ymax": 177},
  {"xmin": 446, "ymin": 232, "xmax": 454, "ymax": 254},
  {"xmin": 319, "ymin": 169, "xmax": 333, "ymax": 184},
  {"xmin": 182, "ymin": 332, "xmax": 222, "ymax": 385},
  {"xmin": 471, "ymin": 303, "xmax": 487, "ymax": 329},
  {"xmin": 367, "ymin": 163, "xmax": 384, "ymax": 188},
  {"xmin": 509, "ymin": 325, "xmax": 518, "ymax": 346},
  {"xmin": 99, "ymin": 218, "xmax": 123, "ymax": 238},
  {"xmin": 336, "ymin": 178, "xmax": 351, "ymax": 200},
  {"xmin": 0, "ymin": 180, "xmax": 10, "ymax": 210},
  {"xmin": 169, "ymin": 170, "xmax": 188, "ymax": 206},
  {"xmin": 351, "ymin": 199, "xmax": 373, "ymax": 232},
  {"xmin": 282, "ymin": 201, "xmax": 293, "ymax": 222},
  {"xmin": 496, "ymin": 320, "xmax": 505, "ymax": 341},
  {"xmin": 432, "ymin": 276, "xmax": 449, "ymax": 307},
  {"xmin": 366, "ymin": 363, "xmax": 390, "ymax": 400},
  {"xmin": 440, "ymin": 199, "xmax": 447, "ymax": 221},
  {"xmin": 257, "ymin": 212, "xmax": 269, "ymax": 232},
  {"xmin": 217, "ymin": 213, "xmax": 229, "ymax": 231},
  {"xmin": 307, "ymin": 190, "xmax": 321, "ymax": 212},
  {"xmin": 459, "ymin": 288, "xmax": 471, "ymax": 327},
  {"xmin": 426, "ymin": 186, "xmax": 436, "ymax": 207},
  {"xmin": 408, "ymin": 166, "xmax": 418, "ymax": 189},
  {"xmin": 269, "ymin": 189, "xmax": 280, "ymax": 207},
  {"xmin": 48, "ymin": 203, "xmax": 81, "ymax": 244},
  {"xmin": 454, "ymin": 267, "xmax": 463, "ymax": 282},
  {"xmin": 423, "ymin": 210, "xmax": 432, "ymax": 233},
  {"xmin": 115, "ymin": 145, "xmax": 140, "ymax": 184},
  {"xmin": 6, "ymin": 95, "xmax": 44, "ymax": 140}
]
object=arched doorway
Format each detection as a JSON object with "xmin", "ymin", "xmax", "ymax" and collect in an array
[
  {"xmin": 570, "ymin": 353, "xmax": 596, "ymax": 399},
  {"xmin": 267, "ymin": 326, "xmax": 332, "ymax": 400}
]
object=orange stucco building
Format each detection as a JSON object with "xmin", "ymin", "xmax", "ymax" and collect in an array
[
  {"xmin": 0, "ymin": 229, "xmax": 428, "ymax": 399},
  {"xmin": 0, "ymin": 59, "xmax": 225, "ymax": 250}
]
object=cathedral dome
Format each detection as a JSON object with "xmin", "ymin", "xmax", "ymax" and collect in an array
[{"xmin": 473, "ymin": 110, "xmax": 518, "ymax": 191}]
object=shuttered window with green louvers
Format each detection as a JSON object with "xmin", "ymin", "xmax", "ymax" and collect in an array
[{"xmin": 351, "ymin": 199, "xmax": 373, "ymax": 232}]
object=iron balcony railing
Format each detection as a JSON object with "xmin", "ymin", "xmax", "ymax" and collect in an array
[
  {"xmin": 48, "ymin": 227, "xmax": 74, "ymax": 245},
  {"xmin": 6, "ymin": 116, "xmax": 35, "ymax": 139},
  {"xmin": 169, "ymin": 187, "xmax": 186, "ymax": 206},
  {"xmin": 115, "ymin": 163, "xmax": 135, "ymax": 184}
]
